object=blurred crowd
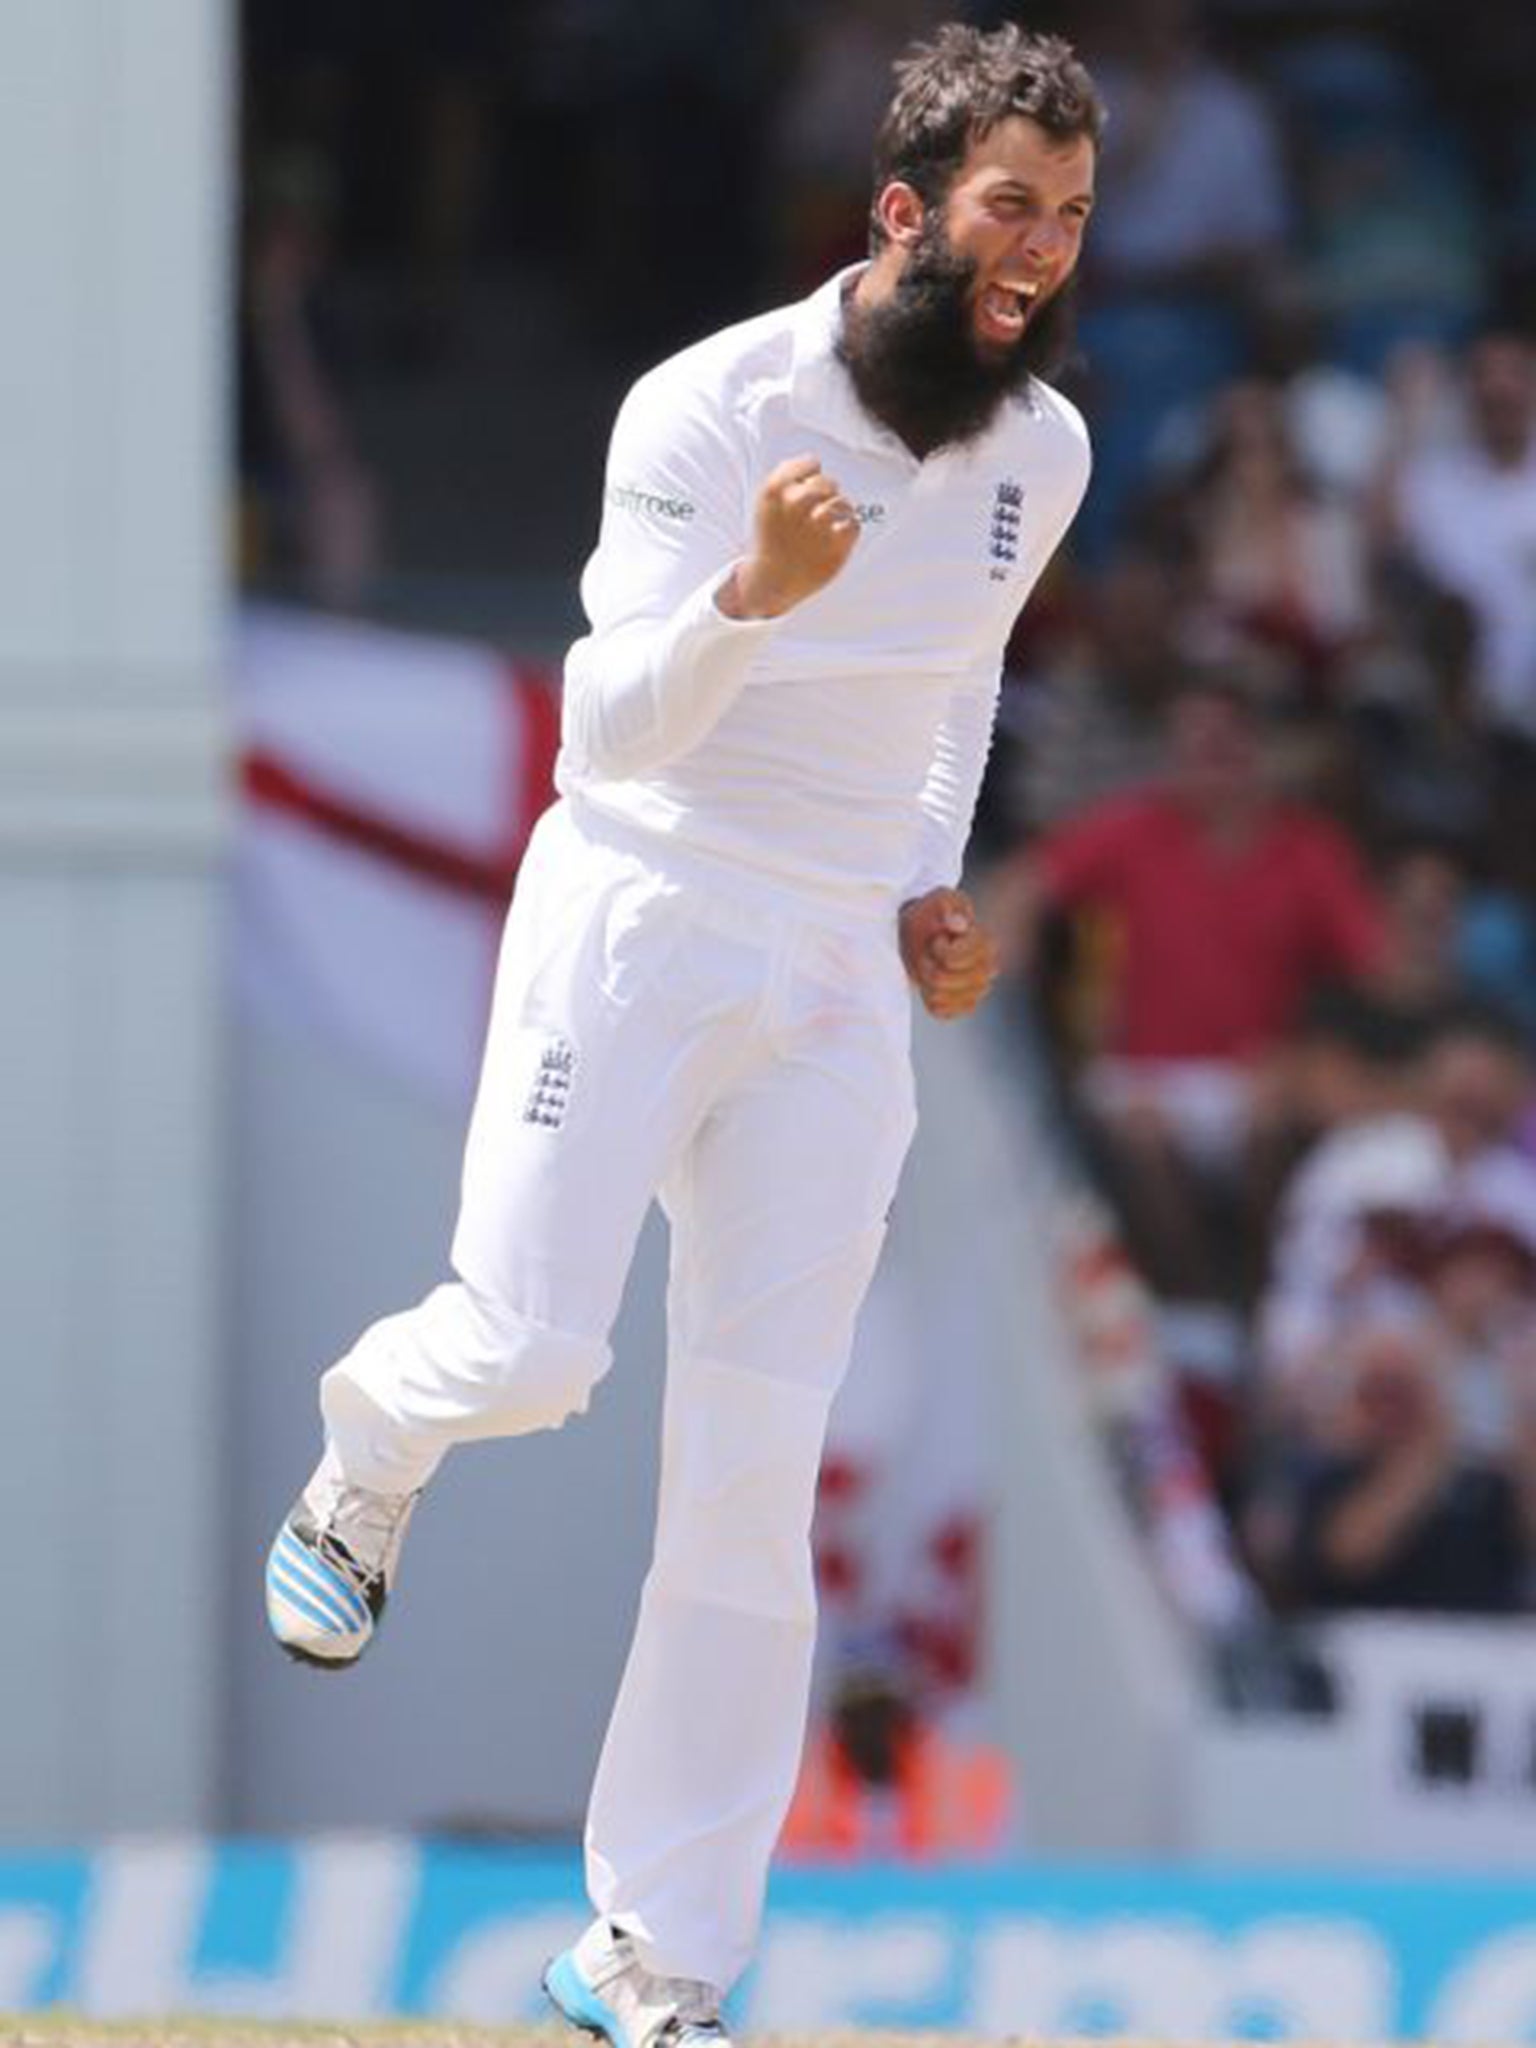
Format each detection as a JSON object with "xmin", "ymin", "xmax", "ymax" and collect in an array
[
  {"xmin": 967, "ymin": 0, "xmax": 1536, "ymax": 1635},
  {"xmin": 239, "ymin": 0, "xmax": 1536, "ymax": 1655}
]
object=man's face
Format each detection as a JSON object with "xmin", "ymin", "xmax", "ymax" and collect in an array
[
  {"xmin": 1344, "ymin": 1325, "xmax": 1440, "ymax": 1450},
  {"xmin": 935, "ymin": 115, "xmax": 1095, "ymax": 359},
  {"xmin": 1168, "ymin": 687, "xmax": 1259, "ymax": 809},
  {"xmin": 1095, "ymin": 555, "xmax": 1181, "ymax": 685},
  {"xmin": 1468, "ymin": 337, "xmax": 1536, "ymax": 466},
  {"xmin": 843, "ymin": 115, "xmax": 1094, "ymax": 455},
  {"xmin": 1422, "ymin": 1034, "xmax": 1529, "ymax": 1160}
]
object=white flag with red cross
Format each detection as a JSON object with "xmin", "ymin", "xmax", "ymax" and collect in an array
[{"xmin": 232, "ymin": 604, "xmax": 560, "ymax": 1106}]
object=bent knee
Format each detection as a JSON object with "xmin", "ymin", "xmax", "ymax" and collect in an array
[
  {"xmin": 325, "ymin": 1283, "xmax": 612, "ymax": 1442},
  {"xmin": 456, "ymin": 1288, "xmax": 612, "ymax": 1433}
]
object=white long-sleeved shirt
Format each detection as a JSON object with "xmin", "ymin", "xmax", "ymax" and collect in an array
[{"xmin": 557, "ymin": 265, "xmax": 1091, "ymax": 919}]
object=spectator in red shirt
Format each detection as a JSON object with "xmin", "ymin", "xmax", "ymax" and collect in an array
[{"xmin": 997, "ymin": 670, "xmax": 1385, "ymax": 1309}]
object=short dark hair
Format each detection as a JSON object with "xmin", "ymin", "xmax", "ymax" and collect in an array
[{"xmin": 870, "ymin": 22, "xmax": 1104, "ymax": 253}]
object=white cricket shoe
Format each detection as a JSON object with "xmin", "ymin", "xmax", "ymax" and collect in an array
[
  {"xmin": 545, "ymin": 1919, "xmax": 733, "ymax": 2048},
  {"xmin": 264, "ymin": 1447, "xmax": 420, "ymax": 1669}
]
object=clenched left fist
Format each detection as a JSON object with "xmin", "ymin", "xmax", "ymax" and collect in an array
[{"xmin": 898, "ymin": 887, "xmax": 1000, "ymax": 1021}]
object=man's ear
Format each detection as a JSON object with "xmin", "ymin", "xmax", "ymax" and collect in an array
[{"xmin": 872, "ymin": 179, "xmax": 926, "ymax": 250}]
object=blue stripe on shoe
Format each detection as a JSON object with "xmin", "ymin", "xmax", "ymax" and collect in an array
[
  {"xmin": 269, "ymin": 1534, "xmax": 371, "ymax": 1633},
  {"xmin": 276, "ymin": 1528, "xmax": 371, "ymax": 1627},
  {"xmin": 270, "ymin": 1542, "xmax": 364, "ymax": 1636},
  {"xmin": 545, "ymin": 1949, "xmax": 625, "ymax": 2045},
  {"xmin": 266, "ymin": 1562, "xmax": 350, "ymax": 1637},
  {"xmin": 269, "ymin": 1556, "xmax": 364, "ymax": 1640}
]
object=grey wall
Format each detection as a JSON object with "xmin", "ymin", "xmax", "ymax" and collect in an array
[
  {"xmin": 0, "ymin": 0, "xmax": 231, "ymax": 1841},
  {"xmin": 225, "ymin": 1012, "xmax": 669, "ymax": 1835}
]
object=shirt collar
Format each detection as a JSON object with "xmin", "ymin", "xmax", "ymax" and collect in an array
[{"xmin": 789, "ymin": 265, "xmax": 920, "ymax": 469}]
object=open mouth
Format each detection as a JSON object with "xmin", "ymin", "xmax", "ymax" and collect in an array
[{"xmin": 977, "ymin": 279, "xmax": 1041, "ymax": 345}]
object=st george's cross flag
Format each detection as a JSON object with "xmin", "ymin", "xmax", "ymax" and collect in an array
[{"xmin": 232, "ymin": 604, "xmax": 560, "ymax": 1106}]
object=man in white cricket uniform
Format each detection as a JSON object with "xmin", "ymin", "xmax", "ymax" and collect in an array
[{"xmin": 266, "ymin": 24, "xmax": 1101, "ymax": 2046}]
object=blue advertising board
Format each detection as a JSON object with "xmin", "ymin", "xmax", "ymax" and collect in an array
[{"xmin": 1, "ymin": 1840, "xmax": 1535, "ymax": 2039}]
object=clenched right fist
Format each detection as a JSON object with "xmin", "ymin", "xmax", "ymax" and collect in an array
[{"xmin": 718, "ymin": 457, "xmax": 861, "ymax": 620}]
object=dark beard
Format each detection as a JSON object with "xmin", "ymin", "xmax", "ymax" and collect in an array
[{"xmin": 837, "ymin": 222, "xmax": 1077, "ymax": 459}]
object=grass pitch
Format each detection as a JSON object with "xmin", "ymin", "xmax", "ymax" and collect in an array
[{"xmin": 0, "ymin": 2024, "xmax": 971, "ymax": 2048}]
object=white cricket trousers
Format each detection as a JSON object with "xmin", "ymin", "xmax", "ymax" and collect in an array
[{"xmin": 319, "ymin": 796, "xmax": 917, "ymax": 1989}]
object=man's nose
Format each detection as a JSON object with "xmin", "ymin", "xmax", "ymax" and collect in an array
[{"xmin": 1018, "ymin": 217, "xmax": 1068, "ymax": 268}]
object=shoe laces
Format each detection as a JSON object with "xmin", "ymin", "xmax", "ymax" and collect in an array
[
  {"xmin": 313, "ymin": 1483, "xmax": 418, "ymax": 1588},
  {"xmin": 656, "ymin": 1986, "xmax": 725, "ymax": 2046},
  {"xmin": 652, "ymin": 1974, "xmax": 726, "ymax": 2044},
  {"xmin": 605, "ymin": 1937, "xmax": 725, "ymax": 2047}
]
